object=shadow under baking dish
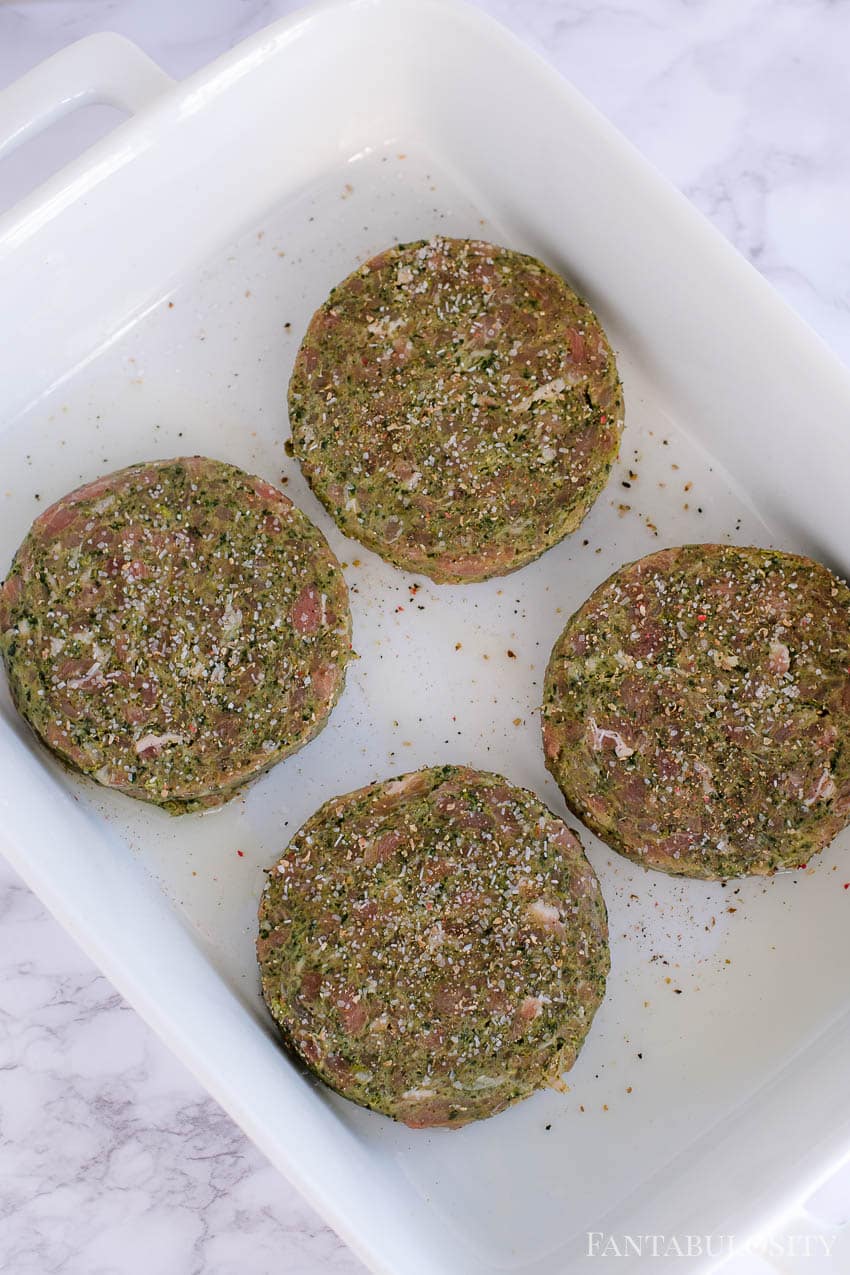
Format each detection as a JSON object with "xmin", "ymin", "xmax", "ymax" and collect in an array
[{"xmin": 2, "ymin": 143, "xmax": 849, "ymax": 1273}]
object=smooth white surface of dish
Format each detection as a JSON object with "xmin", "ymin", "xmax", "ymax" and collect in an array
[{"xmin": 2, "ymin": 3, "xmax": 850, "ymax": 1272}]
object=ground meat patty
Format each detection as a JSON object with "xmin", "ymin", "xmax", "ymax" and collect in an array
[
  {"xmin": 289, "ymin": 237, "xmax": 623, "ymax": 583},
  {"xmin": 542, "ymin": 544, "xmax": 850, "ymax": 879},
  {"xmin": 0, "ymin": 457, "xmax": 352, "ymax": 813},
  {"xmin": 257, "ymin": 765, "xmax": 608, "ymax": 1127}
]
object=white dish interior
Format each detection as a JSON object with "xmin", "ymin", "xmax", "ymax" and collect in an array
[{"xmin": 2, "ymin": 4, "xmax": 850, "ymax": 1272}]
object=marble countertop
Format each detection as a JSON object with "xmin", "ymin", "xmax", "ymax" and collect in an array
[{"xmin": 1, "ymin": 2, "xmax": 849, "ymax": 1272}]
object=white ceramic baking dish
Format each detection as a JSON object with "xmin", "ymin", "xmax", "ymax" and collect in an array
[{"xmin": 2, "ymin": 3, "xmax": 850, "ymax": 1272}]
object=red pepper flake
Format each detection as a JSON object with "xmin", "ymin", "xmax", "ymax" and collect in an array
[
  {"xmin": 797, "ymin": 863, "xmax": 808, "ymax": 870},
  {"xmin": 843, "ymin": 883, "xmax": 850, "ymax": 890},
  {"xmin": 697, "ymin": 613, "xmax": 707, "ymax": 622},
  {"xmin": 236, "ymin": 849, "xmax": 244, "ymax": 858}
]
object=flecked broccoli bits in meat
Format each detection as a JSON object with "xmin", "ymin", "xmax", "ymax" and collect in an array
[
  {"xmin": 543, "ymin": 544, "xmax": 850, "ymax": 879},
  {"xmin": 289, "ymin": 237, "xmax": 623, "ymax": 583},
  {"xmin": 257, "ymin": 765, "xmax": 609, "ymax": 1128},
  {"xmin": 0, "ymin": 457, "xmax": 352, "ymax": 813}
]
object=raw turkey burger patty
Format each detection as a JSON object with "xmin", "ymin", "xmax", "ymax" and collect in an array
[
  {"xmin": 543, "ymin": 544, "xmax": 850, "ymax": 878},
  {"xmin": 289, "ymin": 236, "xmax": 623, "ymax": 583},
  {"xmin": 0, "ymin": 457, "xmax": 352, "ymax": 812},
  {"xmin": 257, "ymin": 765, "xmax": 609, "ymax": 1127}
]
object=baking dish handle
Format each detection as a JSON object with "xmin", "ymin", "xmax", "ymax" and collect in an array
[{"xmin": 0, "ymin": 32, "xmax": 174, "ymax": 164}]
